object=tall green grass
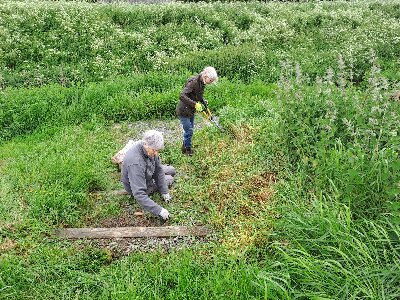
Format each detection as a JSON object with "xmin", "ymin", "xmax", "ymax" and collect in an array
[
  {"xmin": 255, "ymin": 200, "xmax": 400, "ymax": 299},
  {"xmin": 1, "ymin": 245, "xmax": 274, "ymax": 299},
  {"xmin": 0, "ymin": 73, "xmax": 181, "ymax": 141},
  {"xmin": 247, "ymin": 56, "xmax": 400, "ymax": 299}
]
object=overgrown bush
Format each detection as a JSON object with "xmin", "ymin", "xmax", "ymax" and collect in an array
[
  {"xmin": 270, "ymin": 57, "xmax": 399, "ymax": 217},
  {"xmin": 1, "ymin": 1, "xmax": 399, "ymax": 88}
]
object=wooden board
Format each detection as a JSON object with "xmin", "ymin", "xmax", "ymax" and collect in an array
[{"xmin": 56, "ymin": 226, "xmax": 208, "ymax": 239}]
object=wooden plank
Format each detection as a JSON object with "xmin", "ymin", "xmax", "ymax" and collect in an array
[{"xmin": 56, "ymin": 226, "xmax": 208, "ymax": 239}]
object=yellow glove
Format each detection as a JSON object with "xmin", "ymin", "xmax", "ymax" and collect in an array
[{"xmin": 195, "ymin": 102, "xmax": 203, "ymax": 112}]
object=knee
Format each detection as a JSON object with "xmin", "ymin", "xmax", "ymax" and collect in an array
[
  {"xmin": 168, "ymin": 167, "xmax": 176, "ymax": 177},
  {"xmin": 164, "ymin": 165, "xmax": 176, "ymax": 177},
  {"xmin": 165, "ymin": 175, "xmax": 175, "ymax": 187}
]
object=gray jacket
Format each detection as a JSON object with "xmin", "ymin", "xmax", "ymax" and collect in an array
[
  {"xmin": 121, "ymin": 141, "xmax": 168, "ymax": 216},
  {"xmin": 176, "ymin": 74, "xmax": 206, "ymax": 117}
]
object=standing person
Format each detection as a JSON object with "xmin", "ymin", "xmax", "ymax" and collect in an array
[
  {"xmin": 121, "ymin": 130, "xmax": 176, "ymax": 221},
  {"xmin": 176, "ymin": 66, "xmax": 218, "ymax": 156}
]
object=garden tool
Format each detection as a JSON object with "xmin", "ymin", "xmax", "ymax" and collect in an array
[{"xmin": 201, "ymin": 102, "xmax": 225, "ymax": 132}]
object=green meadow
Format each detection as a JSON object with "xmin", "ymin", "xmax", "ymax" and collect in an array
[{"xmin": 0, "ymin": 1, "xmax": 399, "ymax": 299}]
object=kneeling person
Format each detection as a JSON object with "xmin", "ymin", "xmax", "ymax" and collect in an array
[{"xmin": 121, "ymin": 130, "xmax": 176, "ymax": 221}]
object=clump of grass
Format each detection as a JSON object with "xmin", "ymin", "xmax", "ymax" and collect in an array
[
  {"xmin": 0, "ymin": 123, "xmax": 117, "ymax": 228},
  {"xmin": 256, "ymin": 200, "xmax": 400, "ymax": 299},
  {"xmin": 0, "ymin": 73, "xmax": 186, "ymax": 141}
]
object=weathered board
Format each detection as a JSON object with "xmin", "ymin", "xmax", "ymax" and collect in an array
[{"xmin": 56, "ymin": 226, "xmax": 208, "ymax": 239}]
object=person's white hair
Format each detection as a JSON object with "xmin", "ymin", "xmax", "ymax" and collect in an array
[
  {"xmin": 143, "ymin": 130, "xmax": 164, "ymax": 150},
  {"xmin": 201, "ymin": 66, "xmax": 218, "ymax": 82}
]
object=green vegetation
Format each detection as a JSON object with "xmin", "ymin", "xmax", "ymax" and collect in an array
[
  {"xmin": 1, "ymin": 1, "xmax": 399, "ymax": 299},
  {"xmin": 1, "ymin": 0, "xmax": 399, "ymax": 88}
]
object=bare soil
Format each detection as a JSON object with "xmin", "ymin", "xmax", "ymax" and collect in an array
[{"xmin": 86, "ymin": 200, "xmax": 214, "ymax": 257}]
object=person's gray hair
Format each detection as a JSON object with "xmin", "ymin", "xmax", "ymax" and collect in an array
[
  {"xmin": 201, "ymin": 66, "xmax": 218, "ymax": 82},
  {"xmin": 143, "ymin": 130, "xmax": 164, "ymax": 150}
]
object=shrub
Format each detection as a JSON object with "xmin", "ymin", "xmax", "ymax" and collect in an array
[{"xmin": 272, "ymin": 59, "xmax": 399, "ymax": 217}]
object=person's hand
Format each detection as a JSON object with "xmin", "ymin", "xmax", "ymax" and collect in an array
[
  {"xmin": 162, "ymin": 193, "xmax": 172, "ymax": 202},
  {"xmin": 159, "ymin": 208, "xmax": 170, "ymax": 220},
  {"xmin": 195, "ymin": 102, "xmax": 203, "ymax": 112}
]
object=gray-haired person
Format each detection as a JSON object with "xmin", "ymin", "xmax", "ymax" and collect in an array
[
  {"xmin": 176, "ymin": 66, "xmax": 218, "ymax": 156},
  {"xmin": 121, "ymin": 130, "xmax": 176, "ymax": 220}
]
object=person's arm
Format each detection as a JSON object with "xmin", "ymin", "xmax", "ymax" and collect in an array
[
  {"xmin": 153, "ymin": 156, "xmax": 168, "ymax": 195},
  {"xmin": 179, "ymin": 80, "xmax": 197, "ymax": 108},
  {"xmin": 127, "ymin": 163, "xmax": 163, "ymax": 216}
]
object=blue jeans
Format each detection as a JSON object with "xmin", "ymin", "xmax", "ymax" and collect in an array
[{"xmin": 180, "ymin": 116, "xmax": 195, "ymax": 148}]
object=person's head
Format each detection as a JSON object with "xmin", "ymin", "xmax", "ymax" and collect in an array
[
  {"xmin": 142, "ymin": 130, "xmax": 164, "ymax": 157},
  {"xmin": 201, "ymin": 66, "xmax": 218, "ymax": 85}
]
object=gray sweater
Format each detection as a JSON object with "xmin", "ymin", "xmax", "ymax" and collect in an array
[{"xmin": 121, "ymin": 141, "xmax": 168, "ymax": 216}]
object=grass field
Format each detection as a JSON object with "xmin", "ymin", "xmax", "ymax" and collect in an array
[{"xmin": 0, "ymin": 1, "xmax": 399, "ymax": 299}]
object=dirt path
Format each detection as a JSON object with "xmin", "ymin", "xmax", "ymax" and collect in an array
[
  {"xmin": 84, "ymin": 117, "xmax": 216, "ymax": 256},
  {"xmin": 111, "ymin": 116, "xmax": 210, "ymax": 146}
]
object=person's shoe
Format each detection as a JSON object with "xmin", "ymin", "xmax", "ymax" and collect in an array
[
  {"xmin": 181, "ymin": 143, "xmax": 186, "ymax": 154},
  {"xmin": 185, "ymin": 147, "xmax": 193, "ymax": 156}
]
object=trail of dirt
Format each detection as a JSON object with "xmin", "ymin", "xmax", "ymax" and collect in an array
[{"xmin": 111, "ymin": 117, "xmax": 210, "ymax": 146}]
